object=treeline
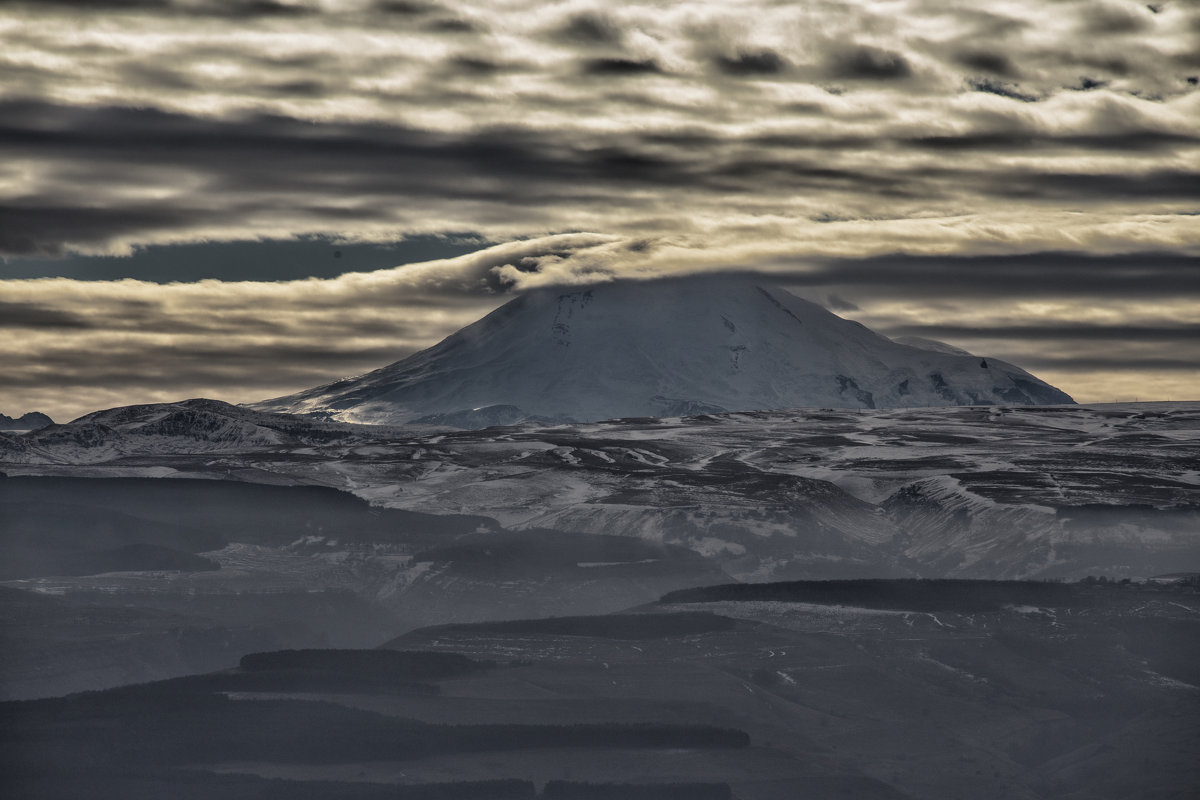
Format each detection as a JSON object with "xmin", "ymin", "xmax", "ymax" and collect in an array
[
  {"xmin": 165, "ymin": 670, "xmax": 441, "ymax": 697},
  {"xmin": 543, "ymin": 781, "xmax": 734, "ymax": 799},
  {"xmin": 1, "ymin": 766, "xmax": 537, "ymax": 800},
  {"xmin": 3, "ymin": 666, "xmax": 751, "ymax": 799},
  {"xmin": 27, "ymin": 648, "xmax": 494, "ymax": 698},
  {"xmin": 0, "ymin": 541, "xmax": 219, "ymax": 580},
  {"xmin": 660, "ymin": 579, "xmax": 1085, "ymax": 612},
  {"xmin": 169, "ymin": 649, "xmax": 499, "ymax": 694},
  {"xmin": 397, "ymin": 613, "xmax": 738, "ymax": 642},
  {"xmin": 241, "ymin": 649, "xmax": 492, "ymax": 679},
  {"xmin": 0, "ymin": 771, "xmax": 737, "ymax": 800},
  {"xmin": 3, "ymin": 689, "xmax": 750, "ymax": 770}
]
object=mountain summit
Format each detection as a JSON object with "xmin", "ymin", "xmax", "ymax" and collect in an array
[{"xmin": 254, "ymin": 276, "xmax": 1073, "ymax": 426}]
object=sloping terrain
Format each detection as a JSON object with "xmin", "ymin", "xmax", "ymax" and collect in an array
[
  {"xmin": 4, "ymin": 581, "xmax": 1196, "ymax": 800},
  {"xmin": 0, "ymin": 476, "xmax": 726, "ymax": 698},
  {"xmin": 0, "ymin": 586, "xmax": 318, "ymax": 701},
  {"xmin": 4, "ymin": 400, "xmax": 1195, "ymax": 582},
  {"xmin": 384, "ymin": 581, "xmax": 1200, "ymax": 800},
  {"xmin": 2, "ymin": 400, "xmax": 1197, "ymax": 699},
  {"xmin": 254, "ymin": 277, "xmax": 1072, "ymax": 425}
]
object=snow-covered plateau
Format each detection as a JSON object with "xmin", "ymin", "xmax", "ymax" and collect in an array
[{"xmin": 4, "ymin": 398, "xmax": 1197, "ymax": 583}]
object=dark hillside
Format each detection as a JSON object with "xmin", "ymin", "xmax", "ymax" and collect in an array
[
  {"xmin": 384, "ymin": 612, "xmax": 739, "ymax": 646},
  {"xmin": 0, "ymin": 476, "xmax": 498, "ymax": 549},
  {"xmin": 661, "ymin": 579, "xmax": 1093, "ymax": 612}
]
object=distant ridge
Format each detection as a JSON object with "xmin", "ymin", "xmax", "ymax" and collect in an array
[
  {"xmin": 0, "ymin": 411, "xmax": 53, "ymax": 431},
  {"xmin": 254, "ymin": 276, "xmax": 1073, "ymax": 427}
]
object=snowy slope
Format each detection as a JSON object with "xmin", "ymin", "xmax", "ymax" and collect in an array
[
  {"xmin": 254, "ymin": 276, "xmax": 1073, "ymax": 426},
  {"xmin": 8, "ymin": 399, "xmax": 393, "ymax": 465},
  {"xmin": 2, "ymin": 401, "xmax": 1198, "ymax": 579}
]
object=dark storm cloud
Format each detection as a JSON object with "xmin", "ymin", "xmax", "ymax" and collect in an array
[
  {"xmin": 966, "ymin": 78, "xmax": 1039, "ymax": 103},
  {"xmin": 780, "ymin": 252, "xmax": 1200, "ymax": 299},
  {"xmin": 708, "ymin": 159, "xmax": 920, "ymax": 198},
  {"xmin": 0, "ymin": 301, "xmax": 90, "ymax": 329},
  {"xmin": 829, "ymin": 46, "xmax": 912, "ymax": 80},
  {"xmin": 372, "ymin": 1, "xmax": 440, "ymax": 15},
  {"xmin": 0, "ymin": 202, "xmax": 222, "ymax": 257},
  {"xmin": 263, "ymin": 78, "xmax": 328, "ymax": 97},
  {"xmin": 990, "ymin": 170, "xmax": 1200, "ymax": 201},
  {"xmin": 2, "ymin": 96, "xmax": 1197, "ymax": 258},
  {"xmin": 907, "ymin": 130, "xmax": 1198, "ymax": 152},
  {"xmin": 444, "ymin": 56, "xmax": 503, "ymax": 76},
  {"xmin": 117, "ymin": 62, "xmax": 200, "ymax": 92},
  {"xmin": 581, "ymin": 57, "xmax": 663, "ymax": 76},
  {"xmin": 9, "ymin": 0, "xmax": 320, "ymax": 16},
  {"xmin": 887, "ymin": 323, "xmax": 1200, "ymax": 343},
  {"xmin": 0, "ymin": 102, "xmax": 575, "ymax": 188},
  {"xmin": 5, "ymin": 299, "xmax": 447, "ymax": 337},
  {"xmin": 715, "ymin": 49, "xmax": 787, "ymax": 76},
  {"xmin": 763, "ymin": 249, "xmax": 1200, "ymax": 392},
  {"xmin": 0, "ymin": 103, "xmax": 589, "ymax": 253},
  {"xmin": 955, "ymin": 50, "xmax": 1018, "ymax": 78},
  {"xmin": 4, "ymin": 0, "xmax": 168, "ymax": 8},
  {"xmin": 0, "ymin": 346, "xmax": 415, "ymax": 389},
  {"xmin": 1071, "ymin": 55, "xmax": 1131, "ymax": 77},
  {"xmin": 0, "ymin": 103, "xmax": 674, "ymax": 251},
  {"xmin": 422, "ymin": 16, "xmax": 484, "ymax": 34},
  {"xmin": 1082, "ymin": 2, "xmax": 1155, "ymax": 34},
  {"xmin": 556, "ymin": 12, "xmax": 624, "ymax": 45}
]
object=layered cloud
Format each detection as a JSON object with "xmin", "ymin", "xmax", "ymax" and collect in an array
[
  {"xmin": 3, "ymin": 235, "xmax": 1197, "ymax": 420},
  {"xmin": 2, "ymin": 0, "xmax": 1197, "ymax": 257},
  {"xmin": 1, "ymin": 0, "xmax": 1198, "ymax": 415}
]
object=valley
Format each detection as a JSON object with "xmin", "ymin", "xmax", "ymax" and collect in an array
[
  {"xmin": 3, "ymin": 582, "xmax": 1197, "ymax": 800},
  {"xmin": 2, "ymin": 400, "xmax": 1197, "ymax": 798}
]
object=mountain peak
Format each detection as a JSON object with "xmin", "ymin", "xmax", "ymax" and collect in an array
[{"xmin": 254, "ymin": 276, "xmax": 1073, "ymax": 426}]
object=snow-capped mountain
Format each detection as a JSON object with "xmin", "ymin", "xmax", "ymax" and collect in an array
[{"xmin": 253, "ymin": 276, "xmax": 1073, "ymax": 426}]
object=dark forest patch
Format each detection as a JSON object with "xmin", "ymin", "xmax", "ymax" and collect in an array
[{"xmin": 387, "ymin": 612, "xmax": 739, "ymax": 645}]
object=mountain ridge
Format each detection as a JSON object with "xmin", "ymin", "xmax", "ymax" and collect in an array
[{"xmin": 0, "ymin": 411, "xmax": 53, "ymax": 432}]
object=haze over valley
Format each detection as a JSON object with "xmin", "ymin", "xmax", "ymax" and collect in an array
[{"xmin": 4, "ymin": 0, "xmax": 1199, "ymax": 797}]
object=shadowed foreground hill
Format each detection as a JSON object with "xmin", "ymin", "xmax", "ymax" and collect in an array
[
  {"xmin": 4, "ymin": 582, "xmax": 1199, "ymax": 799},
  {"xmin": 659, "ymin": 578, "xmax": 1089, "ymax": 612},
  {"xmin": 1, "ymin": 647, "xmax": 747, "ymax": 800}
]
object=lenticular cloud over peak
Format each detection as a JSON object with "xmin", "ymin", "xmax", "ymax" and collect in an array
[{"xmin": 1, "ymin": 0, "xmax": 1197, "ymax": 416}]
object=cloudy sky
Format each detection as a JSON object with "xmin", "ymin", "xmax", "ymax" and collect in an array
[{"xmin": 2, "ymin": 0, "xmax": 1198, "ymax": 421}]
